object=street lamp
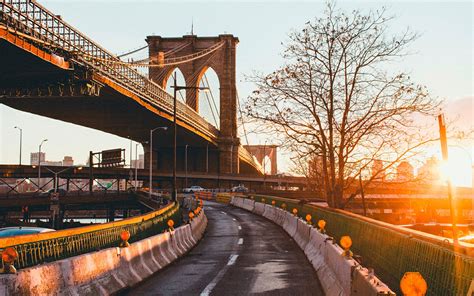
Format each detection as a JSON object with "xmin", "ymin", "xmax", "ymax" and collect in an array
[
  {"xmin": 135, "ymin": 141, "xmax": 147, "ymax": 191},
  {"xmin": 149, "ymin": 127, "xmax": 168, "ymax": 199},
  {"xmin": 171, "ymin": 73, "xmax": 209, "ymax": 201},
  {"xmin": 38, "ymin": 139, "xmax": 48, "ymax": 191},
  {"xmin": 14, "ymin": 126, "xmax": 22, "ymax": 165}
]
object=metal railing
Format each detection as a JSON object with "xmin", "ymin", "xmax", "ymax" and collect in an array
[
  {"xmin": 0, "ymin": 202, "xmax": 181, "ymax": 269},
  {"xmin": 246, "ymin": 194, "xmax": 474, "ymax": 296},
  {"xmin": 0, "ymin": 0, "xmax": 218, "ymax": 141}
]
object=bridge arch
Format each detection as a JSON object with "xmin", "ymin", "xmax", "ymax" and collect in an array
[
  {"xmin": 197, "ymin": 66, "xmax": 220, "ymax": 128},
  {"xmin": 147, "ymin": 34, "xmax": 240, "ymax": 174},
  {"xmin": 163, "ymin": 67, "xmax": 187, "ymax": 102}
]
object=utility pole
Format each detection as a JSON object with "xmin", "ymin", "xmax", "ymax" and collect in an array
[
  {"xmin": 38, "ymin": 139, "xmax": 48, "ymax": 191},
  {"xmin": 14, "ymin": 126, "xmax": 22, "ymax": 165},
  {"xmin": 171, "ymin": 73, "xmax": 209, "ymax": 201},
  {"xmin": 149, "ymin": 127, "xmax": 167, "ymax": 199},
  {"xmin": 438, "ymin": 114, "xmax": 458, "ymax": 244}
]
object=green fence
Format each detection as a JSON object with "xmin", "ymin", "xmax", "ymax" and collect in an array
[
  {"xmin": 1, "ymin": 202, "xmax": 181, "ymax": 269},
  {"xmin": 248, "ymin": 194, "xmax": 474, "ymax": 296}
]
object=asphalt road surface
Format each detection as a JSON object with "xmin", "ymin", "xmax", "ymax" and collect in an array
[{"xmin": 127, "ymin": 201, "xmax": 324, "ymax": 296}]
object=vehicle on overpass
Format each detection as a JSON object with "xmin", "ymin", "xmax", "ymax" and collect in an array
[
  {"xmin": 231, "ymin": 184, "xmax": 249, "ymax": 193},
  {"xmin": 183, "ymin": 186, "xmax": 205, "ymax": 193},
  {"xmin": 0, "ymin": 227, "xmax": 55, "ymax": 238}
]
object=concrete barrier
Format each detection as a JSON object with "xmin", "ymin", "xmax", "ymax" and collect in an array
[
  {"xmin": 262, "ymin": 204, "xmax": 275, "ymax": 221},
  {"xmin": 0, "ymin": 211, "xmax": 208, "ymax": 296},
  {"xmin": 274, "ymin": 208, "xmax": 287, "ymax": 226},
  {"xmin": 282, "ymin": 211, "xmax": 298, "ymax": 237},
  {"xmin": 241, "ymin": 198, "xmax": 255, "ymax": 212},
  {"xmin": 231, "ymin": 198, "xmax": 395, "ymax": 296},
  {"xmin": 253, "ymin": 202, "xmax": 266, "ymax": 215},
  {"xmin": 293, "ymin": 218, "xmax": 311, "ymax": 250}
]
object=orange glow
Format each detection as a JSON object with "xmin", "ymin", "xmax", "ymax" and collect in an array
[{"xmin": 439, "ymin": 150, "xmax": 472, "ymax": 187}]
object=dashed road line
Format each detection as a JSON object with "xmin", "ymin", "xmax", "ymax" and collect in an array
[{"xmin": 200, "ymin": 254, "xmax": 239, "ymax": 296}]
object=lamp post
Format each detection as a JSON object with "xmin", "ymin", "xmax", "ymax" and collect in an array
[
  {"xmin": 171, "ymin": 73, "xmax": 209, "ymax": 201},
  {"xmin": 14, "ymin": 126, "xmax": 22, "ymax": 165},
  {"xmin": 438, "ymin": 114, "xmax": 457, "ymax": 244},
  {"xmin": 134, "ymin": 142, "xmax": 140, "ymax": 190},
  {"xmin": 149, "ymin": 127, "xmax": 167, "ymax": 199},
  {"xmin": 38, "ymin": 139, "xmax": 48, "ymax": 191}
]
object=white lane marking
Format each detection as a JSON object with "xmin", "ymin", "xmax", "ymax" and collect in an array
[
  {"xmin": 232, "ymin": 218, "xmax": 236, "ymax": 221},
  {"xmin": 220, "ymin": 211, "xmax": 227, "ymax": 215},
  {"xmin": 227, "ymin": 254, "xmax": 239, "ymax": 265},
  {"xmin": 200, "ymin": 254, "xmax": 239, "ymax": 296},
  {"xmin": 238, "ymin": 238, "xmax": 243, "ymax": 245},
  {"xmin": 238, "ymin": 226, "xmax": 242, "ymax": 230}
]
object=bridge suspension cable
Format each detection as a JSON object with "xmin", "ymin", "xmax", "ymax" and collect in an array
[
  {"xmin": 79, "ymin": 41, "xmax": 225, "ymax": 68},
  {"xmin": 117, "ymin": 45, "xmax": 148, "ymax": 58},
  {"xmin": 200, "ymin": 73, "xmax": 219, "ymax": 128},
  {"xmin": 127, "ymin": 42, "xmax": 192, "ymax": 65}
]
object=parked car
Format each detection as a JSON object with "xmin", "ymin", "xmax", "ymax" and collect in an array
[
  {"xmin": 231, "ymin": 184, "xmax": 249, "ymax": 193},
  {"xmin": 183, "ymin": 186, "xmax": 205, "ymax": 193},
  {"xmin": 0, "ymin": 227, "xmax": 55, "ymax": 238}
]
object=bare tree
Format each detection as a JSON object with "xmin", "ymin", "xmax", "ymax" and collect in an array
[{"xmin": 245, "ymin": 3, "xmax": 440, "ymax": 208}]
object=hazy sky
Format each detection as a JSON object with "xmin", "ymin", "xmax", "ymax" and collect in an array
[{"xmin": 0, "ymin": 1, "xmax": 472, "ymax": 182}]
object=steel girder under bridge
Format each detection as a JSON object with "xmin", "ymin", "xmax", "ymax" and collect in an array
[{"xmin": 0, "ymin": 0, "xmax": 263, "ymax": 175}]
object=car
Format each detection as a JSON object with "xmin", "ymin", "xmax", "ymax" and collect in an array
[
  {"xmin": 0, "ymin": 227, "xmax": 55, "ymax": 238},
  {"xmin": 231, "ymin": 184, "xmax": 249, "ymax": 193},
  {"xmin": 183, "ymin": 186, "xmax": 205, "ymax": 193}
]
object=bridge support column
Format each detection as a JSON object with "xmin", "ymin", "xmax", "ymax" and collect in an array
[{"xmin": 219, "ymin": 139, "xmax": 240, "ymax": 175}]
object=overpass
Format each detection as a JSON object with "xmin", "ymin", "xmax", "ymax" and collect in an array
[{"xmin": 0, "ymin": 0, "xmax": 263, "ymax": 177}]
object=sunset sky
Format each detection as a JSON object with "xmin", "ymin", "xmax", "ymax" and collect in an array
[{"xmin": 0, "ymin": 1, "xmax": 472, "ymax": 186}]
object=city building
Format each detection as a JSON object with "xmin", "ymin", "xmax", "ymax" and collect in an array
[
  {"xmin": 63, "ymin": 156, "xmax": 74, "ymax": 166},
  {"xmin": 371, "ymin": 159, "xmax": 385, "ymax": 181},
  {"xmin": 417, "ymin": 156, "xmax": 441, "ymax": 182},
  {"xmin": 30, "ymin": 152, "xmax": 45, "ymax": 165},
  {"xmin": 132, "ymin": 154, "xmax": 145, "ymax": 169},
  {"xmin": 396, "ymin": 161, "xmax": 414, "ymax": 181}
]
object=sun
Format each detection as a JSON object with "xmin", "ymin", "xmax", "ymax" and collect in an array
[{"xmin": 440, "ymin": 147, "xmax": 473, "ymax": 188}]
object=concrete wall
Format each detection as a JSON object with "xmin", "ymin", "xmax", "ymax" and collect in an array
[
  {"xmin": 0, "ymin": 211, "xmax": 207, "ymax": 296},
  {"xmin": 230, "ymin": 197, "xmax": 395, "ymax": 296}
]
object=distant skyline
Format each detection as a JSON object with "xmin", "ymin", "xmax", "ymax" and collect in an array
[{"xmin": 1, "ymin": 1, "xmax": 472, "ymax": 185}]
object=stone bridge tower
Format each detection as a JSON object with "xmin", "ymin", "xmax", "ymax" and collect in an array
[
  {"xmin": 244, "ymin": 145, "xmax": 278, "ymax": 175},
  {"xmin": 146, "ymin": 34, "xmax": 240, "ymax": 174}
]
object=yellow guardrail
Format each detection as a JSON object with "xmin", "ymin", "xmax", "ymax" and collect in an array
[
  {"xmin": 216, "ymin": 193, "xmax": 231, "ymax": 204},
  {"xmin": 0, "ymin": 202, "xmax": 180, "ymax": 269},
  {"xmin": 0, "ymin": 202, "xmax": 175, "ymax": 248}
]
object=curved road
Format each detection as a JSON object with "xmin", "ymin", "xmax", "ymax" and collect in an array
[{"xmin": 126, "ymin": 201, "xmax": 323, "ymax": 295}]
